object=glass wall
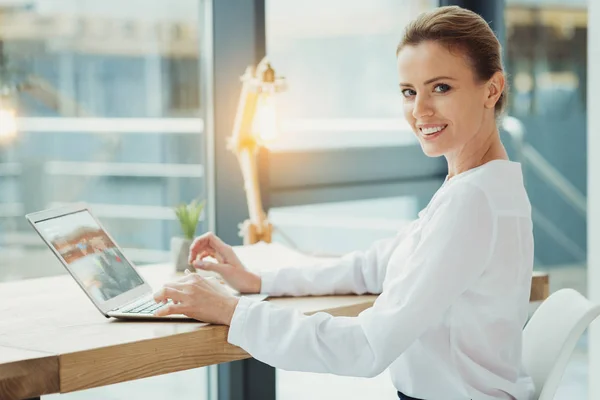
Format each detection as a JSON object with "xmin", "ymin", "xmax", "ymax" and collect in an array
[
  {"xmin": 265, "ymin": 0, "xmax": 437, "ymax": 260},
  {"xmin": 266, "ymin": 0, "xmax": 435, "ymax": 151},
  {"xmin": 0, "ymin": 1, "xmax": 210, "ymax": 399},
  {"xmin": 504, "ymin": 1, "xmax": 588, "ymax": 398},
  {"xmin": 505, "ymin": 2, "xmax": 587, "ymax": 272},
  {"xmin": 0, "ymin": 0, "xmax": 209, "ymax": 282}
]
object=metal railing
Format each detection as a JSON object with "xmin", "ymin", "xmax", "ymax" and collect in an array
[
  {"xmin": 0, "ymin": 117, "xmax": 206, "ymax": 263},
  {"xmin": 502, "ymin": 116, "xmax": 587, "ymax": 263}
]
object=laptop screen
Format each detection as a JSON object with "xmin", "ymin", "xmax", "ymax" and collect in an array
[{"xmin": 35, "ymin": 210, "xmax": 145, "ymax": 303}]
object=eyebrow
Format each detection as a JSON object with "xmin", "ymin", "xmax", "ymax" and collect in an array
[{"xmin": 399, "ymin": 76, "xmax": 457, "ymax": 87}]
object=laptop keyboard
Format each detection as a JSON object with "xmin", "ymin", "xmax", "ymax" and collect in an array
[{"xmin": 120, "ymin": 298, "xmax": 173, "ymax": 315}]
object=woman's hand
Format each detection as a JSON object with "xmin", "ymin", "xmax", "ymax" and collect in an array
[
  {"xmin": 153, "ymin": 270, "xmax": 239, "ymax": 325},
  {"xmin": 188, "ymin": 232, "xmax": 262, "ymax": 294}
]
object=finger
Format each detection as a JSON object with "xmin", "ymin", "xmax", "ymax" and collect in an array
[
  {"xmin": 153, "ymin": 287, "xmax": 185, "ymax": 304},
  {"xmin": 154, "ymin": 303, "xmax": 186, "ymax": 317},
  {"xmin": 199, "ymin": 250, "xmax": 225, "ymax": 265},
  {"xmin": 160, "ymin": 275, "xmax": 192, "ymax": 292},
  {"xmin": 188, "ymin": 233, "xmax": 215, "ymax": 263},
  {"xmin": 174, "ymin": 271, "xmax": 205, "ymax": 286},
  {"xmin": 198, "ymin": 250, "xmax": 215, "ymax": 260},
  {"xmin": 172, "ymin": 270, "xmax": 200, "ymax": 283},
  {"xmin": 188, "ymin": 232, "xmax": 227, "ymax": 263},
  {"xmin": 163, "ymin": 282, "xmax": 192, "ymax": 292},
  {"xmin": 213, "ymin": 252, "xmax": 225, "ymax": 264},
  {"xmin": 200, "ymin": 249, "xmax": 225, "ymax": 264},
  {"xmin": 193, "ymin": 261, "xmax": 228, "ymax": 274}
]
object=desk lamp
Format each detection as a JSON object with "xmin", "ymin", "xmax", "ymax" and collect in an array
[
  {"xmin": 0, "ymin": 42, "xmax": 18, "ymax": 146},
  {"xmin": 0, "ymin": 90, "xmax": 17, "ymax": 145},
  {"xmin": 228, "ymin": 58, "xmax": 286, "ymax": 245}
]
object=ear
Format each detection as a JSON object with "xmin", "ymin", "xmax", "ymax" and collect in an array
[{"xmin": 484, "ymin": 71, "xmax": 505, "ymax": 110}]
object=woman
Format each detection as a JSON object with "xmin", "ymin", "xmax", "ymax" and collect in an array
[{"xmin": 154, "ymin": 6, "xmax": 535, "ymax": 400}]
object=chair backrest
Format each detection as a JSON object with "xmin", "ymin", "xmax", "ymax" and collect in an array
[{"xmin": 522, "ymin": 288, "xmax": 600, "ymax": 400}]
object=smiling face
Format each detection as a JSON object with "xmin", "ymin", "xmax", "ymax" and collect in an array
[{"xmin": 397, "ymin": 41, "xmax": 497, "ymax": 158}]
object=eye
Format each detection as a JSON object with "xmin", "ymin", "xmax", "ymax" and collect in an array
[
  {"xmin": 401, "ymin": 88, "xmax": 416, "ymax": 98},
  {"xmin": 433, "ymin": 83, "xmax": 451, "ymax": 93}
]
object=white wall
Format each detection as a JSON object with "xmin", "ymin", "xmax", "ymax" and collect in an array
[{"xmin": 588, "ymin": 1, "xmax": 600, "ymax": 399}]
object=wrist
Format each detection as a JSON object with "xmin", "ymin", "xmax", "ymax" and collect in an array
[
  {"xmin": 253, "ymin": 272, "xmax": 262, "ymax": 294},
  {"xmin": 223, "ymin": 296, "xmax": 239, "ymax": 326},
  {"xmin": 242, "ymin": 271, "xmax": 261, "ymax": 294}
]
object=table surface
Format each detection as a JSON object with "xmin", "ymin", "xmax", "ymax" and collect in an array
[{"xmin": 0, "ymin": 242, "xmax": 549, "ymax": 399}]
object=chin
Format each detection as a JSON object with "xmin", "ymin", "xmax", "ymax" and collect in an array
[{"xmin": 420, "ymin": 143, "xmax": 445, "ymax": 158}]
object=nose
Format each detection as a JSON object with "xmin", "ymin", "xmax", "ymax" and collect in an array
[{"xmin": 412, "ymin": 94, "xmax": 434, "ymax": 119}]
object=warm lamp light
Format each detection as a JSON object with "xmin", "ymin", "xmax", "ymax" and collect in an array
[
  {"xmin": 251, "ymin": 93, "xmax": 279, "ymax": 144},
  {"xmin": 0, "ymin": 98, "xmax": 17, "ymax": 145},
  {"xmin": 228, "ymin": 58, "xmax": 286, "ymax": 245},
  {"xmin": 0, "ymin": 40, "xmax": 19, "ymax": 146}
]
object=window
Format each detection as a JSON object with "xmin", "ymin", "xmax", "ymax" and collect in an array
[
  {"xmin": 505, "ymin": 3, "xmax": 588, "ymax": 396},
  {"xmin": 505, "ymin": 3, "xmax": 587, "ymax": 268},
  {"xmin": 266, "ymin": 0, "xmax": 436, "ymax": 150},
  {"xmin": 264, "ymin": 0, "xmax": 440, "ymax": 258},
  {"xmin": 0, "ymin": 0, "xmax": 209, "ymax": 284},
  {"xmin": 0, "ymin": 3, "xmax": 214, "ymax": 400}
]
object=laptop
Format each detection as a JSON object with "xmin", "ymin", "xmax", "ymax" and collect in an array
[{"xmin": 26, "ymin": 203, "xmax": 267, "ymax": 321}]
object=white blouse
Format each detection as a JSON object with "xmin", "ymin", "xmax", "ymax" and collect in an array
[{"xmin": 228, "ymin": 160, "xmax": 535, "ymax": 400}]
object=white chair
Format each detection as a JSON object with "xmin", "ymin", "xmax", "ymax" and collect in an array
[{"xmin": 523, "ymin": 288, "xmax": 600, "ymax": 400}]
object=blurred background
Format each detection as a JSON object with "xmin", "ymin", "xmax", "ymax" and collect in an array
[{"xmin": 0, "ymin": 0, "xmax": 592, "ymax": 399}]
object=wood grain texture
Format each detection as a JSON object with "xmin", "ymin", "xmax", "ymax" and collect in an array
[
  {"xmin": 0, "ymin": 243, "xmax": 377, "ymax": 394},
  {"xmin": 531, "ymin": 271, "xmax": 550, "ymax": 302},
  {"xmin": 57, "ymin": 295, "xmax": 376, "ymax": 393},
  {"xmin": 0, "ymin": 346, "xmax": 58, "ymax": 400},
  {"xmin": 0, "ymin": 242, "xmax": 549, "ymax": 395},
  {"xmin": 59, "ymin": 325, "xmax": 245, "ymax": 392}
]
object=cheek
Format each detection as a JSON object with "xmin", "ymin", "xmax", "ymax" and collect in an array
[
  {"xmin": 435, "ymin": 95, "xmax": 471, "ymax": 126},
  {"xmin": 449, "ymin": 90, "xmax": 485, "ymax": 119},
  {"xmin": 442, "ymin": 97, "xmax": 483, "ymax": 141},
  {"xmin": 402, "ymin": 102, "xmax": 415, "ymax": 122},
  {"xmin": 432, "ymin": 96, "xmax": 457, "ymax": 116}
]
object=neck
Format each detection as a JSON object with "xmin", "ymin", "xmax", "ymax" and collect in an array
[{"xmin": 445, "ymin": 122, "xmax": 508, "ymax": 180}]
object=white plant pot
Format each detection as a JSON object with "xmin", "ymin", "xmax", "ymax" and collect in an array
[{"xmin": 171, "ymin": 236, "xmax": 193, "ymax": 273}]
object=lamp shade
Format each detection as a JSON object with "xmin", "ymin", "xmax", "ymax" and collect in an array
[
  {"xmin": 0, "ymin": 102, "xmax": 17, "ymax": 145},
  {"xmin": 251, "ymin": 91, "xmax": 279, "ymax": 144}
]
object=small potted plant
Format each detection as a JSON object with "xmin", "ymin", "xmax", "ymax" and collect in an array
[{"xmin": 171, "ymin": 198, "xmax": 206, "ymax": 272}]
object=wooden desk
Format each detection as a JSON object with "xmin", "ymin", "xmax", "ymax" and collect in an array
[
  {"xmin": 0, "ymin": 243, "xmax": 549, "ymax": 399},
  {"xmin": 0, "ymin": 347, "xmax": 58, "ymax": 399}
]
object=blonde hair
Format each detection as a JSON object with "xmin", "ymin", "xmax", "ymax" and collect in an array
[{"xmin": 397, "ymin": 6, "xmax": 507, "ymax": 116}]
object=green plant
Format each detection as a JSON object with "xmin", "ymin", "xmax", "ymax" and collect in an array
[{"xmin": 174, "ymin": 198, "xmax": 206, "ymax": 240}]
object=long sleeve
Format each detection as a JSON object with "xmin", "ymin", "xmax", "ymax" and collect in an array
[
  {"xmin": 228, "ymin": 184, "xmax": 496, "ymax": 378},
  {"xmin": 260, "ymin": 221, "xmax": 416, "ymax": 297}
]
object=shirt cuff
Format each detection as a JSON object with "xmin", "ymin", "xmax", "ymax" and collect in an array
[
  {"xmin": 227, "ymin": 296, "xmax": 254, "ymax": 347},
  {"xmin": 259, "ymin": 270, "xmax": 278, "ymax": 295}
]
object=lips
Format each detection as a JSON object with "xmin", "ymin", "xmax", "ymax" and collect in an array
[
  {"xmin": 417, "ymin": 124, "xmax": 447, "ymax": 140},
  {"xmin": 419, "ymin": 124, "xmax": 447, "ymax": 134}
]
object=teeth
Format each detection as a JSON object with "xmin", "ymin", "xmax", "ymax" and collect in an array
[{"xmin": 421, "ymin": 125, "xmax": 446, "ymax": 135}]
